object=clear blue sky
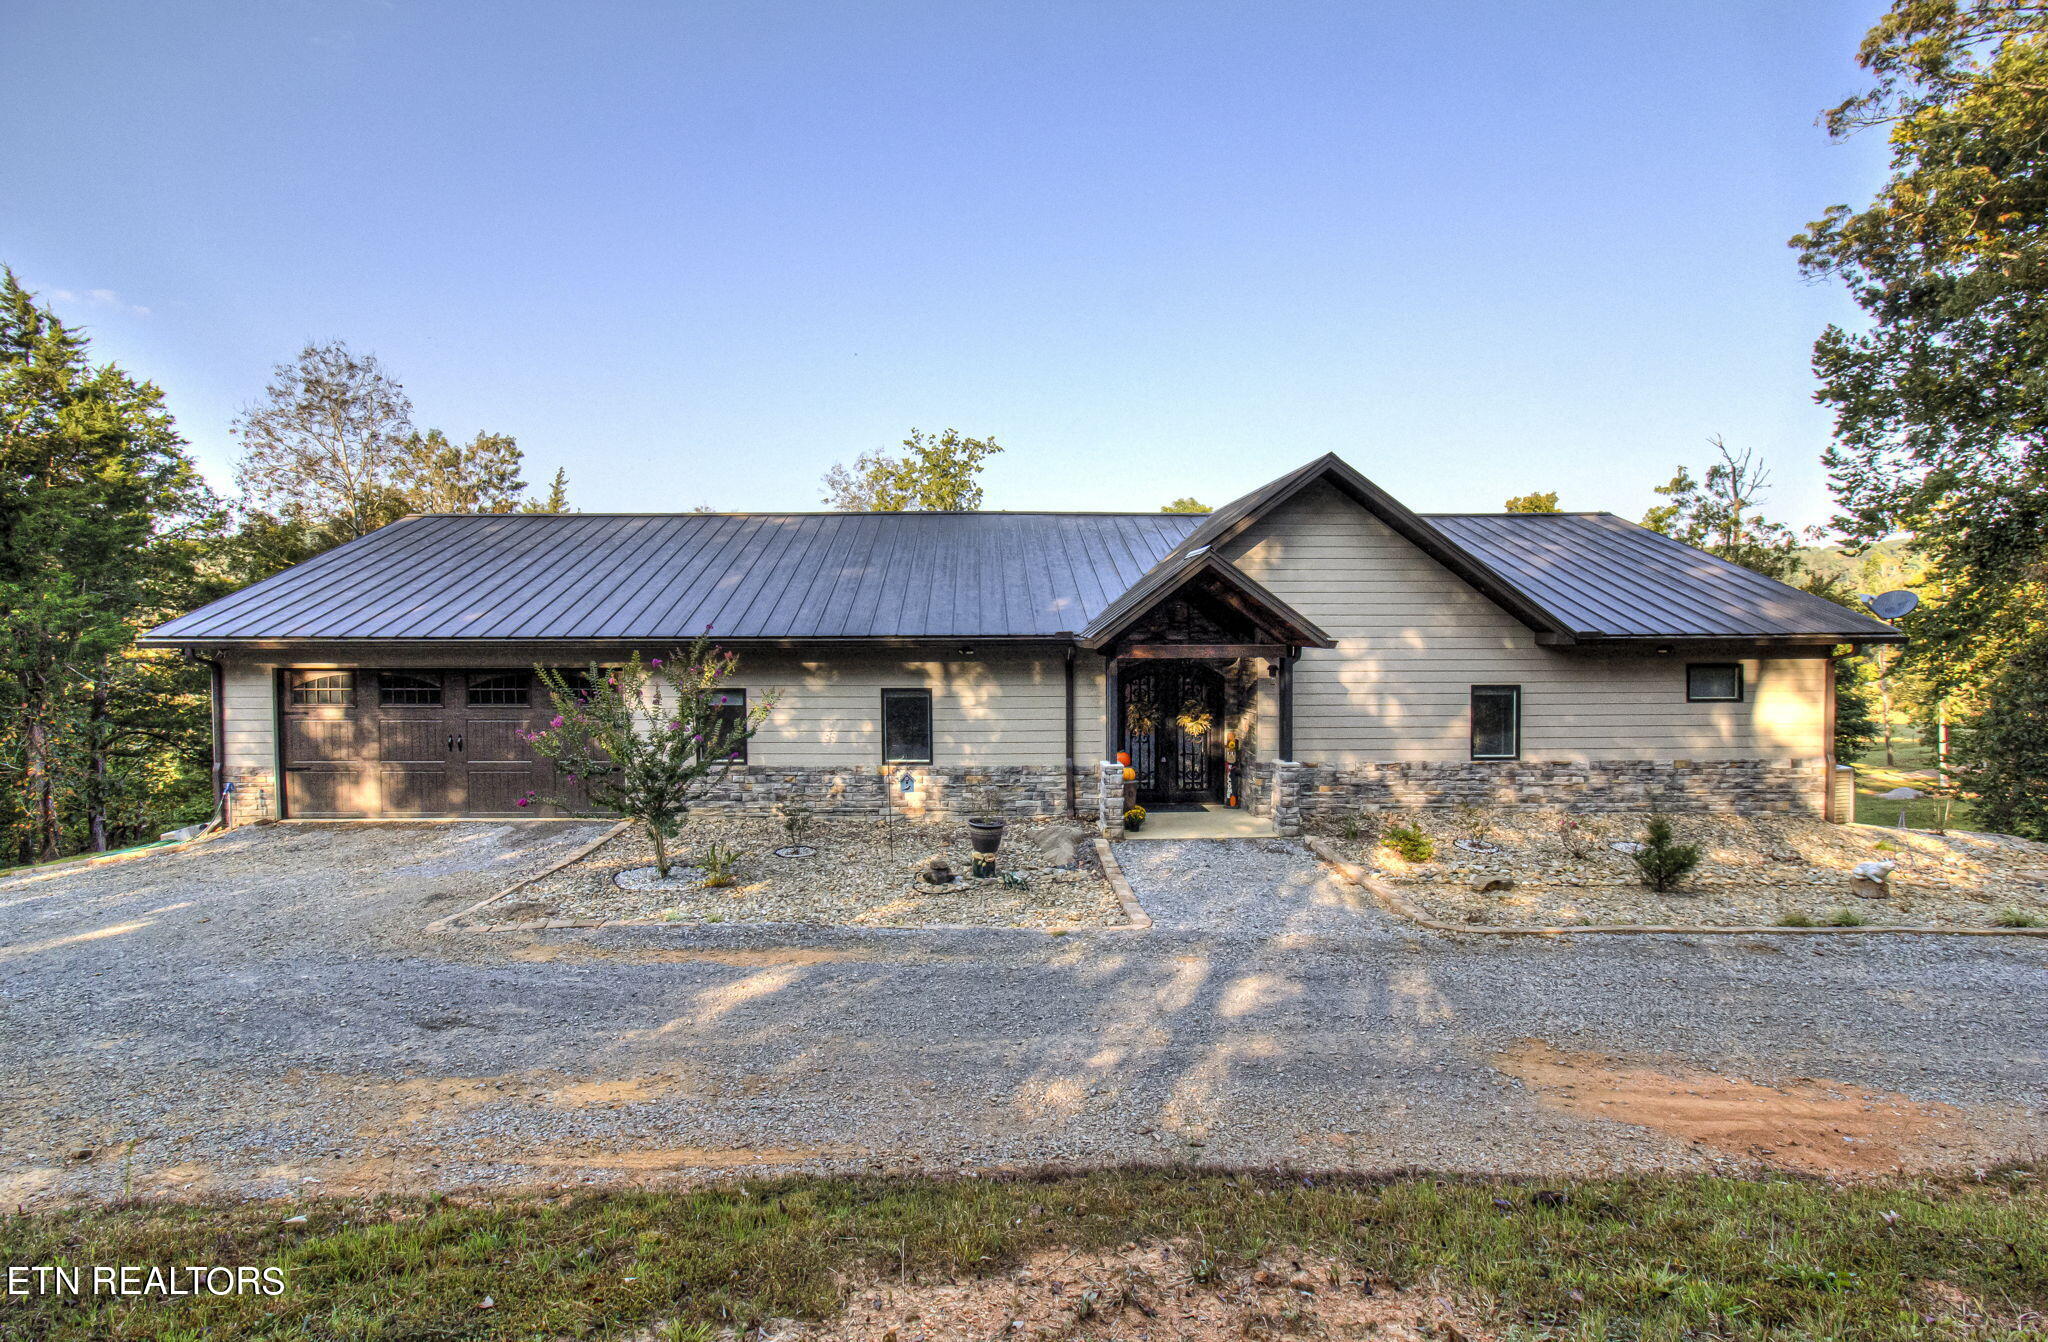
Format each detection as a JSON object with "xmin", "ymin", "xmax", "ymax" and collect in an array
[{"xmin": 5, "ymin": 1, "xmax": 1890, "ymax": 527}]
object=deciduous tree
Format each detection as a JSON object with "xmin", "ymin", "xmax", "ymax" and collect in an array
[
  {"xmin": 1793, "ymin": 0, "xmax": 2048, "ymax": 833},
  {"xmin": 396, "ymin": 429, "xmax": 527, "ymax": 513},
  {"xmin": 1503, "ymin": 491, "xmax": 1560, "ymax": 513},
  {"xmin": 822, "ymin": 428, "xmax": 1002, "ymax": 511},
  {"xmin": 1160, "ymin": 497, "xmax": 1210, "ymax": 513},
  {"xmin": 232, "ymin": 340, "xmax": 414, "ymax": 543}
]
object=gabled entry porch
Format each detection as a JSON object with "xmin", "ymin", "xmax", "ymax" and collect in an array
[{"xmin": 1076, "ymin": 548, "xmax": 1335, "ymax": 837}]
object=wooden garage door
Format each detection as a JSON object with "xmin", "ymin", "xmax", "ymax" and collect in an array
[{"xmin": 282, "ymin": 670, "xmax": 570, "ymax": 818}]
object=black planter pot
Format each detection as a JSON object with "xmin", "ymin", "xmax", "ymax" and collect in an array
[{"xmin": 967, "ymin": 817, "xmax": 1006, "ymax": 854}]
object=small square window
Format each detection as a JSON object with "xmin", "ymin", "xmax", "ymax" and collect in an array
[
  {"xmin": 1470, "ymin": 685, "xmax": 1520, "ymax": 760},
  {"xmin": 289, "ymin": 671, "xmax": 354, "ymax": 706},
  {"xmin": 1687, "ymin": 663, "xmax": 1743, "ymax": 703},
  {"xmin": 468, "ymin": 671, "xmax": 532, "ymax": 706},
  {"xmin": 704, "ymin": 689, "xmax": 747, "ymax": 763},
  {"xmin": 377, "ymin": 672, "xmax": 443, "ymax": 706},
  {"xmin": 881, "ymin": 688, "xmax": 933, "ymax": 764}
]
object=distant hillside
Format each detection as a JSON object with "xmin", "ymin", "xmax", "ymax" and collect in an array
[{"xmin": 1795, "ymin": 538, "xmax": 1923, "ymax": 591}]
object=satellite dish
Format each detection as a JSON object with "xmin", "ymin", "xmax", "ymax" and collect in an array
[{"xmin": 1863, "ymin": 590, "xmax": 1919, "ymax": 620}]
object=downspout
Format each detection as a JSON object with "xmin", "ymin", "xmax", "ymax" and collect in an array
[{"xmin": 1063, "ymin": 644, "xmax": 1077, "ymax": 818}]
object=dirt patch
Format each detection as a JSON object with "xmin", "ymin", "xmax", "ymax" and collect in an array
[
  {"xmin": 499, "ymin": 942, "xmax": 899, "ymax": 967},
  {"xmin": 743, "ymin": 1242, "xmax": 1489, "ymax": 1342},
  {"xmin": 1496, "ymin": 1041, "xmax": 1989, "ymax": 1176}
]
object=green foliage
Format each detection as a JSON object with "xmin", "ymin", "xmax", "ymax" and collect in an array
[
  {"xmin": 1831, "ymin": 643, "xmax": 1884, "ymax": 761},
  {"xmin": 1382, "ymin": 822, "xmax": 1434, "ymax": 863},
  {"xmin": 1795, "ymin": 1, "xmax": 2048, "ymax": 714},
  {"xmin": 1824, "ymin": 907, "xmax": 1871, "ymax": 927},
  {"xmin": 699, "ymin": 840, "xmax": 740, "ymax": 889},
  {"xmin": 1952, "ymin": 634, "xmax": 2048, "ymax": 838},
  {"xmin": 4, "ymin": 1167, "xmax": 2047, "ymax": 1341},
  {"xmin": 1159, "ymin": 496, "xmax": 1210, "ymax": 513},
  {"xmin": 1992, "ymin": 907, "xmax": 2046, "ymax": 928},
  {"xmin": 396, "ymin": 428, "xmax": 527, "ymax": 513},
  {"xmin": 0, "ymin": 270, "xmax": 224, "ymax": 862},
  {"xmin": 1630, "ymin": 815, "xmax": 1701, "ymax": 892},
  {"xmin": 232, "ymin": 339, "xmax": 416, "ymax": 544},
  {"xmin": 1640, "ymin": 438, "xmax": 1802, "ymax": 581},
  {"xmin": 521, "ymin": 466, "xmax": 573, "ymax": 514},
  {"xmin": 821, "ymin": 427, "xmax": 1002, "ymax": 511},
  {"xmin": 525, "ymin": 638, "xmax": 777, "ymax": 877},
  {"xmin": 1502, "ymin": 490, "xmax": 1560, "ymax": 513},
  {"xmin": 1776, "ymin": 910, "xmax": 1819, "ymax": 927}
]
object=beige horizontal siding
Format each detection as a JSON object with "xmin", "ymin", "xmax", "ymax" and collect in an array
[
  {"xmin": 216, "ymin": 646, "xmax": 1081, "ymax": 781},
  {"xmin": 1228, "ymin": 480, "xmax": 1827, "ymax": 764}
]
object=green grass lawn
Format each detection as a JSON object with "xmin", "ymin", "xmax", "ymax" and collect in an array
[
  {"xmin": 1852, "ymin": 728, "xmax": 1979, "ymax": 832},
  {"xmin": 5, "ymin": 1166, "xmax": 2046, "ymax": 1341}
]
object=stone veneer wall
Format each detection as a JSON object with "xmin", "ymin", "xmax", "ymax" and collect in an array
[
  {"xmin": 1278, "ymin": 758, "xmax": 1826, "ymax": 820},
  {"xmin": 224, "ymin": 766, "xmax": 277, "ymax": 825},
  {"xmin": 691, "ymin": 764, "xmax": 1077, "ymax": 821}
]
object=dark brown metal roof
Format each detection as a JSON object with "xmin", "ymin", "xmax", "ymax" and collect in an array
[
  {"xmin": 1427, "ymin": 512, "xmax": 1903, "ymax": 642},
  {"xmin": 141, "ymin": 457, "xmax": 1906, "ymax": 648},
  {"xmin": 144, "ymin": 511, "xmax": 1206, "ymax": 642}
]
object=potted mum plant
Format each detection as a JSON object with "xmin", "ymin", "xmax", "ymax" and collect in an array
[{"xmin": 521, "ymin": 633, "xmax": 776, "ymax": 879}]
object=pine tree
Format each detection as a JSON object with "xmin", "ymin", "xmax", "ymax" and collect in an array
[
  {"xmin": 521, "ymin": 467, "xmax": 572, "ymax": 513},
  {"xmin": 0, "ymin": 270, "xmax": 219, "ymax": 861}
]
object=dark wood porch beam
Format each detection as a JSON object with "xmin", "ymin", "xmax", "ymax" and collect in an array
[
  {"xmin": 1102, "ymin": 654, "xmax": 1120, "ymax": 761},
  {"xmin": 1277, "ymin": 651, "xmax": 1296, "ymax": 760},
  {"xmin": 1118, "ymin": 643, "xmax": 1288, "ymax": 660}
]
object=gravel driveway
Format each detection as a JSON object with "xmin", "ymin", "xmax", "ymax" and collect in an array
[{"xmin": 3, "ymin": 822, "xmax": 2045, "ymax": 1205}]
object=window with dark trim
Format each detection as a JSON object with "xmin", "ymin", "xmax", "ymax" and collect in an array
[
  {"xmin": 705, "ymin": 689, "xmax": 747, "ymax": 763},
  {"xmin": 468, "ymin": 671, "xmax": 532, "ymax": 706},
  {"xmin": 289, "ymin": 671, "xmax": 354, "ymax": 706},
  {"xmin": 881, "ymin": 688, "xmax": 933, "ymax": 764},
  {"xmin": 1470, "ymin": 684, "xmax": 1520, "ymax": 760},
  {"xmin": 1686, "ymin": 663, "xmax": 1744, "ymax": 703},
  {"xmin": 377, "ymin": 672, "xmax": 443, "ymax": 706}
]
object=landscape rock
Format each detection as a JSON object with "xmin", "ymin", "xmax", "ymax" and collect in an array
[
  {"xmin": 1029, "ymin": 824, "xmax": 1084, "ymax": 868},
  {"xmin": 1471, "ymin": 876, "xmax": 1514, "ymax": 893}
]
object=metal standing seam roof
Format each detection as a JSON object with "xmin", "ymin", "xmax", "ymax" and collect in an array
[
  {"xmin": 141, "ymin": 457, "xmax": 1906, "ymax": 647},
  {"xmin": 1426, "ymin": 512, "xmax": 1902, "ymax": 641},
  {"xmin": 144, "ymin": 511, "xmax": 1209, "ymax": 642}
]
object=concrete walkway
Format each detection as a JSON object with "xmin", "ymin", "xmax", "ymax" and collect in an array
[
  {"xmin": 1121, "ymin": 803, "xmax": 1272, "ymax": 840},
  {"xmin": 1, "ymin": 823, "xmax": 2044, "ymax": 1205}
]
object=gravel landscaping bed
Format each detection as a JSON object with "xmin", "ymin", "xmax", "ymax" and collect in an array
[
  {"xmin": 1315, "ymin": 810, "xmax": 2048, "ymax": 928},
  {"xmin": 490, "ymin": 815, "xmax": 1127, "ymax": 930}
]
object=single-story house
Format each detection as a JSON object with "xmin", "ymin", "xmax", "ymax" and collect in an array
[{"xmin": 141, "ymin": 454, "xmax": 1902, "ymax": 836}]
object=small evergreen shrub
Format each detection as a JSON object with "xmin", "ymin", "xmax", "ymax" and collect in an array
[
  {"xmin": 1629, "ymin": 815, "xmax": 1701, "ymax": 892},
  {"xmin": 1824, "ymin": 907, "xmax": 1870, "ymax": 927},
  {"xmin": 1382, "ymin": 823, "xmax": 1435, "ymax": 863},
  {"xmin": 1992, "ymin": 908, "xmax": 2046, "ymax": 928},
  {"xmin": 1776, "ymin": 911, "xmax": 1818, "ymax": 927}
]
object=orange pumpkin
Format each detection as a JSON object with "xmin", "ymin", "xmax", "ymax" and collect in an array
[
  {"xmin": 1121, "ymin": 766, "xmax": 1136, "ymax": 781},
  {"xmin": 1116, "ymin": 751, "xmax": 1131, "ymax": 766}
]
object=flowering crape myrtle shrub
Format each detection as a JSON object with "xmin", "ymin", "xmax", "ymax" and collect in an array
[{"xmin": 522, "ymin": 633, "xmax": 776, "ymax": 877}]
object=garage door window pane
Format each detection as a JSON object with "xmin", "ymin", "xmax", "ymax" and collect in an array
[
  {"xmin": 290, "ymin": 672, "xmax": 354, "ymax": 706},
  {"xmin": 882, "ymin": 689, "xmax": 932, "ymax": 763},
  {"xmin": 468, "ymin": 672, "xmax": 532, "ymax": 706},
  {"xmin": 1686, "ymin": 663, "xmax": 1743, "ymax": 702},
  {"xmin": 378, "ymin": 672, "xmax": 443, "ymax": 706},
  {"xmin": 1470, "ymin": 685, "xmax": 1520, "ymax": 760}
]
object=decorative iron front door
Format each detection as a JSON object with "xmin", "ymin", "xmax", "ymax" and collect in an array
[{"xmin": 1120, "ymin": 662, "xmax": 1225, "ymax": 805}]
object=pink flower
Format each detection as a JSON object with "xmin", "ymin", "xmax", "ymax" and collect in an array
[
  {"xmin": 514, "ymin": 797, "xmax": 532, "ymax": 809},
  {"xmin": 550, "ymin": 715, "xmax": 564, "ymax": 728},
  {"xmin": 649, "ymin": 658, "xmax": 663, "ymax": 667}
]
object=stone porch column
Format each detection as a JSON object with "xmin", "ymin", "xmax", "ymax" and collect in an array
[
  {"xmin": 1271, "ymin": 759, "xmax": 1304, "ymax": 837},
  {"xmin": 1097, "ymin": 760, "xmax": 1126, "ymax": 838}
]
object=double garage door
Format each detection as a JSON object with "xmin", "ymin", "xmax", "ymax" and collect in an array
[{"xmin": 282, "ymin": 669, "xmax": 580, "ymax": 818}]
